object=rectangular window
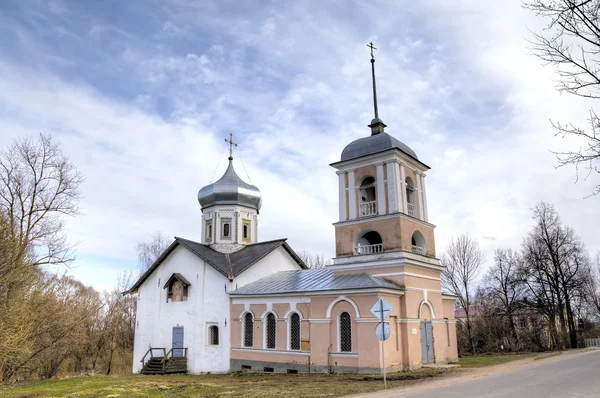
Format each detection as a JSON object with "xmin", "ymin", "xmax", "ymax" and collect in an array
[
  {"xmin": 221, "ymin": 218, "xmax": 232, "ymax": 240},
  {"xmin": 205, "ymin": 220, "xmax": 212, "ymax": 243},
  {"xmin": 242, "ymin": 219, "xmax": 251, "ymax": 242}
]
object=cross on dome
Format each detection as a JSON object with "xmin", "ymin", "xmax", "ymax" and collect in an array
[{"xmin": 224, "ymin": 133, "xmax": 237, "ymax": 161}]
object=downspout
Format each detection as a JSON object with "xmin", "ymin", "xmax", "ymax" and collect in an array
[{"xmin": 328, "ymin": 344, "xmax": 332, "ymax": 374}]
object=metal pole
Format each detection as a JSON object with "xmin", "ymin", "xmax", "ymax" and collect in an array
[{"xmin": 380, "ymin": 299, "xmax": 386, "ymax": 389}]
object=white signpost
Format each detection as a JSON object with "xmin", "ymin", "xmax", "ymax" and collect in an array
[{"xmin": 370, "ymin": 297, "xmax": 393, "ymax": 389}]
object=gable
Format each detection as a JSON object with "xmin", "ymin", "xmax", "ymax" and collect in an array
[{"xmin": 234, "ymin": 245, "xmax": 305, "ymax": 288}]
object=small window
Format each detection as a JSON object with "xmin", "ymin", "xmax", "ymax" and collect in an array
[
  {"xmin": 209, "ymin": 325, "xmax": 219, "ymax": 345},
  {"xmin": 266, "ymin": 313, "xmax": 276, "ymax": 349},
  {"xmin": 340, "ymin": 312, "xmax": 352, "ymax": 352},
  {"xmin": 290, "ymin": 313, "xmax": 301, "ymax": 350},
  {"xmin": 242, "ymin": 219, "xmax": 251, "ymax": 242},
  {"xmin": 244, "ymin": 313, "xmax": 254, "ymax": 347},
  {"xmin": 205, "ymin": 220, "xmax": 213, "ymax": 242},
  {"xmin": 221, "ymin": 218, "xmax": 232, "ymax": 240}
]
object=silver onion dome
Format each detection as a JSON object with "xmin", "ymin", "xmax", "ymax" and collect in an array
[{"xmin": 198, "ymin": 159, "xmax": 262, "ymax": 211}]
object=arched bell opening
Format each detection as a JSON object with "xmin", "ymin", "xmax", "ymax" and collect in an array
[
  {"xmin": 359, "ymin": 176, "xmax": 377, "ymax": 217},
  {"xmin": 355, "ymin": 230, "xmax": 383, "ymax": 255},
  {"xmin": 411, "ymin": 230, "xmax": 426, "ymax": 255},
  {"xmin": 405, "ymin": 177, "xmax": 416, "ymax": 217}
]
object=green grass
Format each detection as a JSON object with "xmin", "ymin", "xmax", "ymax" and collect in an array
[
  {"xmin": 0, "ymin": 369, "xmax": 445, "ymax": 398},
  {"xmin": 458, "ymin": 353, "xmax": 538, "ymax": 368}
]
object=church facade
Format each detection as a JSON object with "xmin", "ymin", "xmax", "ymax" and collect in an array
[{"xmin": 127, "ymin": 50, "xmax": 458, "ymax": 374}]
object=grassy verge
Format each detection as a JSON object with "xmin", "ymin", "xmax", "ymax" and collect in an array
[
  {"xmin": 458, "ymin": 353, "xmax": 538, "ymax": 368},
  {"xmin": 0, "ymin": 368, "xmax": 445, "ymax": 398}
]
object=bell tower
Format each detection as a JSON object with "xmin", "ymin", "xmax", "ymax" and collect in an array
[{"xmin": 330, "ymin": 43, "xmax": 436, "ymax": 266}]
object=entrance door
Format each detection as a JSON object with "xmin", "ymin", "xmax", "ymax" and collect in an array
[
  {"xmin": 172, "ymin": 326, "xmax": 184, "ymax": 357},
  {"xmin": 420, "ymin": 321, "xmax": 434, "ymax": 364}
]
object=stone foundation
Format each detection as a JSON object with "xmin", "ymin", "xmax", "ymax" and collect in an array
[{"xmin": 230, "ymin": 359, "xmax": 381, "ymax": 374}]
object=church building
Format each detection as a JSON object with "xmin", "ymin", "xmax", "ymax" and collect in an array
[{"xmin": 126, "ymin": 45, "xmax": 458, "ymax": 375}]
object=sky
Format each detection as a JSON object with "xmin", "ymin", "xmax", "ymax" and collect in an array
[{"xmin": 0, "ymin": 0, "xmax": 598, "ymax": 292}]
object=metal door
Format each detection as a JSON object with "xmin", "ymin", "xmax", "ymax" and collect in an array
[
  {"xmin": 420, "ymin": 321, "xmax": 434, "ymax": 364},
  {"xmin": 172, "ymin": 326, "xmax": 184, "ymax": 357}
]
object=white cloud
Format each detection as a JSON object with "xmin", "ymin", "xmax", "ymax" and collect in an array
[{"xmin": 0, "ymin": 0, "xmax": 598, "ymax": 291}]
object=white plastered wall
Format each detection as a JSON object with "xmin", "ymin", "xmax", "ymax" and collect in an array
[
  {"xmin": 132, "ymin": 245, "xmax": 231, "ymax": 374},
  {"xmin": 233, "ymin": 245, "xmax": 303, "ymax": 288}
]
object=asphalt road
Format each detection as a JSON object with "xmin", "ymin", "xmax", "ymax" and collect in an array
[{"xmin": 399, "ymin": 350, "xmax": 600, "ymax": 398}]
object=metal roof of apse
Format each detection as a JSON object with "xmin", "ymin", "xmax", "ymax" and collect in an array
[
  {"xmin": 230, "ymin": 268, "xmax": 401, "ymax": 295},
  {"xmin": 339, "ymin": 132, "xmax": 427, "ymax": 168},
  {"xmin": 197, "ymin": 160, "xmax": 262, "ymax": 211},
  {"xmin": 125, "ymin": 237, "xmax": 306, "ymax": 294}
]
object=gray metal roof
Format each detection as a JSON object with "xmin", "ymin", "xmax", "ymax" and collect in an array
[
  {"xmin": 197, "ymin": 159, "xmax": 262, "ymax": 211},
  {"xmin": 230, "ymin": 268, "xmax": 401, "ymax": 295},
  {"xmin": 126, "ymin": 237, "xmax": 306, "ymax": 294},
  {"xmin": 340, "ymin": 132, "xmax": 419, "ymax": 163}
]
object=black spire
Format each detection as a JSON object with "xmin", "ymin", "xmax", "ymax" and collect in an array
[{"xmin": 367, "ymin": 42, "xmax": 386, "ymax": 135}]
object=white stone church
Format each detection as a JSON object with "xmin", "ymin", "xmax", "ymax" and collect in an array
[{"xmin": 126, "ymin": 49, "xmax": 458, "ymax": 375}]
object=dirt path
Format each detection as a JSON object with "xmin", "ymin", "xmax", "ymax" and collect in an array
[{"xmin": 348, "ymin": 348, "xmax": 599, "ymax": 398}]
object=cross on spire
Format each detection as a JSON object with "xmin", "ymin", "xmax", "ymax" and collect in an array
[
  {"xmin": 367, "ymin": 41, "xmax": 377, "ymax": 60},
  {"xmin": 225, "ymin": 133, "xmax": 237, "ymax": 160},
  {"xmin": 366, "ymin": 41, "xmax": 386, "ymax": 135}
]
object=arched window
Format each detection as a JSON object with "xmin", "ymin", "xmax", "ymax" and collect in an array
[
  {"xmin": 209, "ymin": 325, "xmax": 219, "ymax": 345},
  {"xmin": 223, "ymin": 223, "xmax": 230, "ymax": 237},
  {"xmin": 243, "ymin": 313, "xmax": 254, "ymax": 347},
  {"xmin": 411, "ymin": 230, "xmax": 426, "ymax": 255},
  {"xmin": 405, "ymin": 177, "xmax": 415, "ymax": 217},
  {"xmin": 339, "ymin": 312, "xmax": 352, "ymax": 352},
  {"xmin": 359, "ymin": 176, "xmax": 377, "ymax": 216},
  {"xmin": 289, "ymin": 313, "xmax": 301, "ymax": 350},
  {"xmin": 266, "ymin": 313, "xmax": 276, "ymax": 349}
]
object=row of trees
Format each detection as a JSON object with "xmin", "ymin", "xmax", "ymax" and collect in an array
[
  {"xmin": 0, "ymin": 135, "xmax": 138, "ymax": 381},
  {"xmin": 443, "ymin": 202, "xmax": 600, "ymax": 355}
]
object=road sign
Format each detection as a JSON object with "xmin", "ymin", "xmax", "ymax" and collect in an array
[
  {"xmin": 371, "ymin": 297, "xmax": 394, "ymax": 390},
  {"xmin": 375, "ymin": 322, "xmax": 390, "ymax": 341},
  {"xmin": 370, "ymin": 297, "xmax": 392, "ymax": 320}
]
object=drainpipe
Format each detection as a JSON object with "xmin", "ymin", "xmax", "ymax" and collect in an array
[{"xmin": 327, "ymin": 344, "xmax": 332, "ymax": 374}]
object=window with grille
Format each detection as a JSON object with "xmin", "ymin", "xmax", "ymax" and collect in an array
[
  {"xmin": 266, "ymin": 313, "xmax": 276, "ymax": 349},
  {"xmin": 290, "ymin": 313, "xmax": 300, "ymax": 350},
  {"xmin": 340, "ymin": 312, "xmax": 352, "ymax": 352},
  {"xmin": 244, "ymin": 313, "xmax": 253, "ymax": 347},
  {"xmin": 223, "ymin": 223, "xmax": 230, "ymax": 237},
  {"xmin": 209, "ymin": 325, "xmax": 219, "ymax": 345}
]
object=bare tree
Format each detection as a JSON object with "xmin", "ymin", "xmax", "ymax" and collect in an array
[
  {"xmin": 484, "ymin": 249, "xmax": 524, "ymax": 349},
  {"xmin": 441, "ymin": 234, "xmax": 485, "ymax": 355},
  {"xmin": 0, "ymin": 133, "xmax": 84, "ymax": 266},
  {"xmin": 102, "ymin": 273, "xmax": 136, "ymax": 375},
  {"xmin": 525, "ymin": 0, "xmax": 600, "ymax": 195},
  {"xmin": 136, "ymin": 231, "xmax": 170, "ymax": 272},
  {"xmin": 519, "ymin": 202, "xmax": 588, "ymax": 349},
  {"xmin": 297, "ymin": 250, "xmax": 331, "ymax": 269}
]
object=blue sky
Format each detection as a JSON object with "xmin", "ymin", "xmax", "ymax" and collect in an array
[{"xmin": 0, "ymin": 0, "xmax": 597, "ymax": 291}]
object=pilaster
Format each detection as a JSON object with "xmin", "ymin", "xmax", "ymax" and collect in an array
[
  {"xmin": 348, "ymin": 169, "xmax": 357, "ymax": 219},
  {"xmin": 376, "ymin": 163, "xmax": 386, "ymax": 215},
  {"xmin": 400, "ymin": 164, "xmax": 408, "ymax": 214},
  {"xmin": 337, "ymin": 171, "xmax": 347, "ymax": 221}
]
